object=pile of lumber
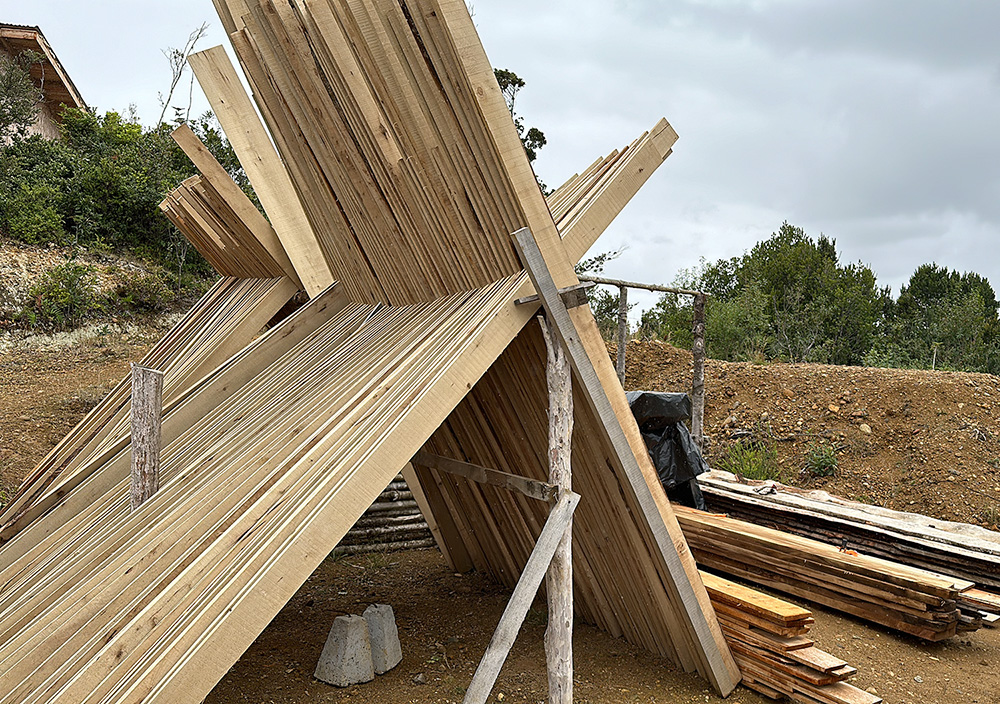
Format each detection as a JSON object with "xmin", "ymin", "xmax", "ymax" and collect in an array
[
  {"xmin": 0, "ymin": 275, "xmax": 297, "ymax": 540},
  {"xmin": 702, "ymin": 572, "xmax": 880, "ymax": 704},
  {"xmin": 699, "ymin": 470, "xmax": 1000, "ymax": 590},
  {"xmin": 337, "ymin": 473, "xmax": 435, "ymax": 555},
  {"xmin": 0, "ymin": 1, "xmax": 758, "ymax": 701},
  {"xmin": 676, "ymin": 505, "xmax": 988, "ymax": 641}
]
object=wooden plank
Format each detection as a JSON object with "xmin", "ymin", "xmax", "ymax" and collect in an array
[
  {"xmin": 412, "ymin": 452, "xmax": 557, "ymax": 503},
  {"xmin": 171, "ymin": 123, "xmax": 300, "ymax": 286},
  {"xmin": 509, "ymin": 225, "xmax": 740, "ymax": 694},
  {"xmin": 188, "ymin": 46, "xmax": 334, "ymax": 296},
  {"xmin": 559, "ymin": 119, "xmax": 678, "ymax": 263},
  {"xmin": 462, "ymin": 491, "xmax": 580, "ymax": 704}
]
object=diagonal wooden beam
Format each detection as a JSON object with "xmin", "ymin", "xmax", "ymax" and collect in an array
[
  {"xmin": 511, "ymin": 226, "xmax": 741, "ymax": 696},
  {"xmin": 462, "ymin": 490, "xmax": 580, "ymax": 704},
  {"xmin": 413, "ymin": 451, "xmax": 558, "ymax": 503}
]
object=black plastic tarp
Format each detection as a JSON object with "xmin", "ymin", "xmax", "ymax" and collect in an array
[{"xmin": 626, "ymin": 391, "xmax": 707, "ymax": 509}]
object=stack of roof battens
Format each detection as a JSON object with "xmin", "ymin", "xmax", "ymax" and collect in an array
[
  {"xmin": 698, "ymin": 470, "xmax": 1000, "ymax": 591},
  {"xmin": 0, "ymin": 276, "xmax": 523, "ymax": 704},
  {"xmin": 676, "ymin": 506, "xmax": 976, "ymax": 641},
  {"xmin": 701, "ymin": 571, "xmax": 880, "ymax": 704},
  {"xmin": 160, "ymin": 177, "xmax": 287, "ymax": 279},
  {"xmin": 0, "ymin": 276, "xmax": 295, "ymax": 539},
  {"xmin": 208, "ymin": 0, "xmax": 736, "ymax": 685},
  {"xmin": 217, "ymin": 0, "xmax": 526, "ymax": 306}
]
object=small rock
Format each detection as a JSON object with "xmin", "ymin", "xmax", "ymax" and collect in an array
[
  {"xmin": 859, "ymin": 423, "xmax": 872, "ymax": 435},
  {"xmin": 828, "ymin": 404, "xmax": 840, "ymax": 413},
  {"xmin": 412, "ymin": 672, "xmax": 427, "ymax": 685},
  {"xmin": 781, "ymin": 388, "xmax": 795, "ymax": 399},
  {"xmin": 914, "ymin": 675, "xmax": 923, "ymax": 683}
]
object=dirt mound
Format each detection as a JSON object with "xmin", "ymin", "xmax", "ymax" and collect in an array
[{"xmin": 619, "ymin": 340, "xmax": 1000, "ymax": 530}]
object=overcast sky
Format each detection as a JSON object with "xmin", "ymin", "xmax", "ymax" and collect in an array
[{"xmin": 7, "ymin": 1, "xmax": 1000, "ymax": 315}]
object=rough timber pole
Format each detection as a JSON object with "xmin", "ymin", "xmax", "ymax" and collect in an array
[
  {"xmin": 130, "ymin": 364, "xmax": 164, "ymax": 511},
  {"xmin": 616, "ymin": 286, "xmax": 628, "ymax": 386},
  {"xmin": 691, "ymin": 293, "xmax": 707, "ymax": 449},
  {"xmin": 539, "ymin": 316, "xmax": 574, "ymax": 704}
]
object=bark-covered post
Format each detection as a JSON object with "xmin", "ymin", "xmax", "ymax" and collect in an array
[
  {"xmin": 538, "ymin": 316, "xmax": 573, "ymax": 704},
  {"xmin": 691, "ymin": 293, "xmax": 707, "ymax": 450},
  {"xmin": 130, "ymin": 364, "xmax": 164, "ymax": 511},
  {"xmin": 616, "ymin": 285, "xmax": 628, "ymax": 386}
]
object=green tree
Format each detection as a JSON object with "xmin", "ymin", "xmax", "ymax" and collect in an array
[
  {"xmin": 575, "ymin": 248, "xmax": 633, "ymax": 340},
  {"xmin": 494, "ymin": 68, "xmax": 549, "ymax": 194},
  {"xmin": 0, "ymin": 105, "xmax": 247, "ymax": 280},
  {"xmin": 0, "ymin": 50, "xmax": 44, "ymax": 139},
  {"xmin": 876, "ymin": 264, "xmax": 1000, "ymax": 372},
  {"xmin": 640, "ymin": 224, "xmax": 886, "ymax": 365}
]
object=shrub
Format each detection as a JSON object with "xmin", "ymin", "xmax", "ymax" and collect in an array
[
  {"xmin": 104, "ymin": 266, "xmax": 174, "ymax": 314},
  {"xmin": 804, "ymin": 441, "xmax": 838, "ymax": 478},
  {"xmin": 17, "ymin": 260, "xmax": 100, "ymax": 332},
  {"xmin": 715, "ymin": 438, "xmax": 784, "ymax": 482}
]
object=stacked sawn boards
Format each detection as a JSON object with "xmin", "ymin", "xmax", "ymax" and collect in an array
[
  {"xmin": 0, "ymin": 0, "xmax": 751, "ymax": 701},
  {"xmin": 677, "ymin": 506, "xmax": 986, "ymax": 641},
  {"xmin": 699, "ymin": 469, "xmax": 1000, "ymax": 591},
  {"xmin": 702, "ymin": 572, "xmax": 879, "ymax": 704}
]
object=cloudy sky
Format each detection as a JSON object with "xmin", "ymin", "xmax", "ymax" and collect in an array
[{"xmin": 7, "ymin": 1, "xmax": 1000, "ymax": 315}]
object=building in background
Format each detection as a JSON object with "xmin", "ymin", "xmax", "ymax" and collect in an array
[{"xmin": 1, "ymin": 23, "xmax": 86, "ymax": 140}]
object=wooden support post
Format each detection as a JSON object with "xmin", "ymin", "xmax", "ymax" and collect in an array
[
  {"xmin": 539, "ymin": 316, "xmax": 574, "ymax": 704},
  {"xmin": 616, "ymin": 286, "xmax": 628, "ymax": 386},
  {"xmin": 462, "ymin": 491, "xmax": 580, "ymax": 704},
  {"xmin": 691, "ymin": 293, "xmax": 707, "ymax": 450},
  {"xmin": 130, "ymin": 365, "xmax": 164, "ymax": 511}
]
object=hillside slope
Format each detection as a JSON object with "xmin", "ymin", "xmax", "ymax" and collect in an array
[{"xmin": 619, "ymin": 340, "xmax": 1000, "ymax": 530}]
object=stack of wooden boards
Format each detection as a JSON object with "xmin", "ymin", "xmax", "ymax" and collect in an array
[
  {"xmin": 699, "ymin": 469, "xmax": 1000, "ymax": 590},
  {"xmin": 702, "ymin": 572, "xmax": 879, "ymax": 704},
  {"xmin": 676, "ymin": 505, "xmax": 998, "ymax": 641},
  {"xmin": 0, "ymin": 0, "xmax": 757, "ymax": 701}
]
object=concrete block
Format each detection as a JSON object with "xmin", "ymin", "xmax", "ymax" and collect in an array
[
  {"xmin": 363, "ymin": 604, "xmax": 402, "ymax": 674},
  {"xmin": 314, "ymin": 614, "xmax": 375, "ymax": 687}
]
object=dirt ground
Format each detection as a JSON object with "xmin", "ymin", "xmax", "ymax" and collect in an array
[{"xmin": 2, "ymin": 334, "xmax": 1000, "ymax": 703}]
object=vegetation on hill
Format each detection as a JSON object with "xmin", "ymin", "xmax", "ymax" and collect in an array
[{"xmin": 634, "ymin": 222, "xmax": 1000, "ymax": 375}]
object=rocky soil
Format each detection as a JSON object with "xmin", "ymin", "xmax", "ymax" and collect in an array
[{"xmin": 619, "ymin": 340, "xmax": 1000, "ymax": 531}]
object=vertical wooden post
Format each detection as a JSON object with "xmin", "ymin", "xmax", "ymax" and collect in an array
[
  {"xmin": 615, "ymin": 285, "xmax": 628, "ymax": 386},
  {"xmin": 539, "ymin": 316, "xmax": 573, "ymax": 704},
  {"xmin": 130, "ymin": 364, "xmax": 164, "ymax": 511},
  {"xmin": 691, "ymin": 293, "xmax": 707, "ymax": 450}
]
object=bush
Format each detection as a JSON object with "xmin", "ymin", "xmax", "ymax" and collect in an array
[
  {"xmin": 804, "ymin": 441, "xmax": 838, "ymax": 477},
  {"xmin": 715, "ymin": 437, "xmax": 783, "ymax": 482},
  {"xmin": 104, "ymin": 266, "xmax": 174, "ymax": 314},
  {"xmin": 17, "ymin": 260, "xmax": 100, "ymax": 332}
]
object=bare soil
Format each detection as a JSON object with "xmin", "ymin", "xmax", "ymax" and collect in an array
[{"xmin": 2, "ymin": 334, "xmax": 1000, "ymax": 703}]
